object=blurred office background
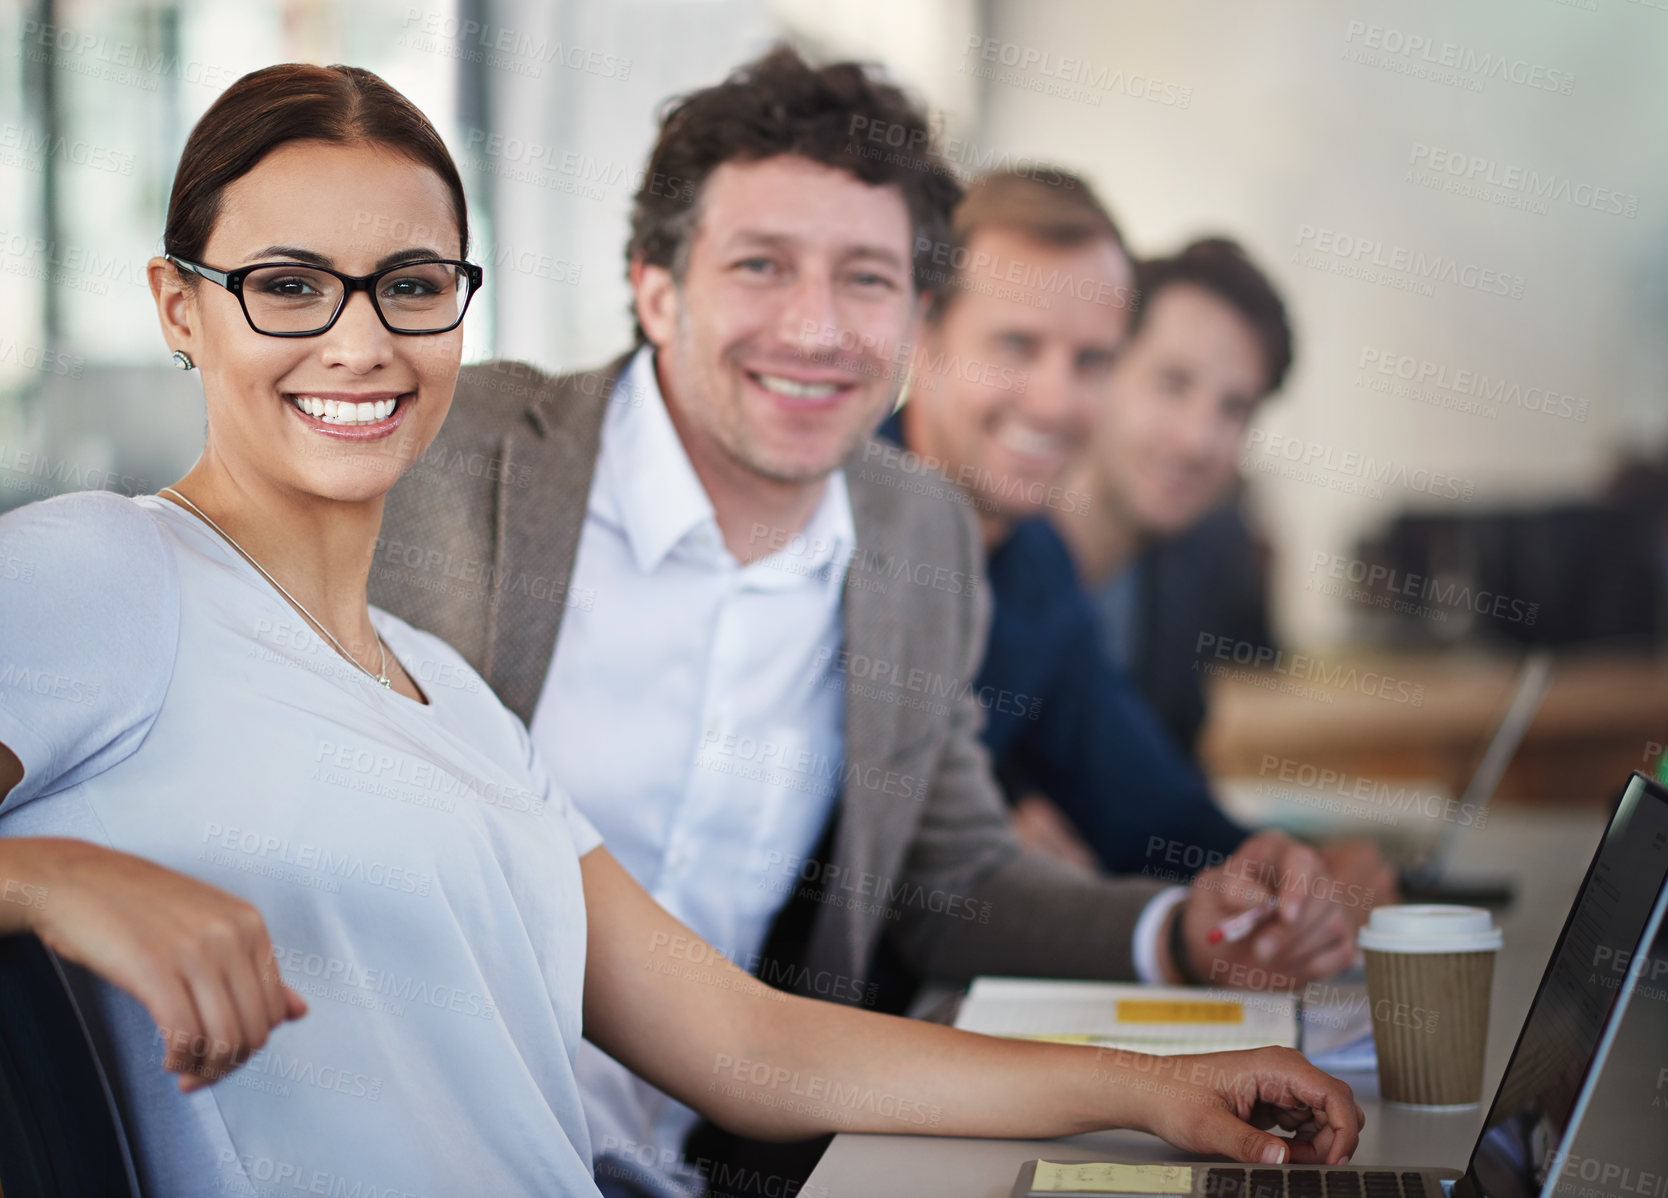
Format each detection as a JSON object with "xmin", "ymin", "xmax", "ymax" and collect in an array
[{"xmin": 3, "ymin": 0, "xmax": 1665, "ymax": 799}]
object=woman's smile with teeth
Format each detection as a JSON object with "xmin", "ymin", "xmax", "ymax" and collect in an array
[{"xmin": 288, "ymin": 395, "xmax": 401, "ymax": 425}]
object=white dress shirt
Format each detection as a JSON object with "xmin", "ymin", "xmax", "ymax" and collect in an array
[
  {"xmin": 529, "ymin": 348, "xmax": 1179, "ymax": 1194},
  {"xmin": 528, "ymin": 348, "xmax": 855, "ymax": 1194}
]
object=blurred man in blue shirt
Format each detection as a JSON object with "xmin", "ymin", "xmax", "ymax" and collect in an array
[{"xmin": 893, "ymin": 171, "xmax": 1392, "ymax": 907}]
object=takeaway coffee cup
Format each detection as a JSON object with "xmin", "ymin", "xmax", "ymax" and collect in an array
[{"xmin": 1358, "ymin": 904, "xmax": 1503, "ymax": 1107}]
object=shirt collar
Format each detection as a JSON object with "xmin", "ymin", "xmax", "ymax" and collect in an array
[
  {"xmin": 600, "ymin": 347, "xmax": 720, "ymax": 573},
  {"xmin": 601, "ymin": 346, "xmax": 856, "ymax": 584}
]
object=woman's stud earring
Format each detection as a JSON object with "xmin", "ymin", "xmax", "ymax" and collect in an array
[{"xmin": 171, "ymin": 350, "xmax": 195, "ymax": 371}]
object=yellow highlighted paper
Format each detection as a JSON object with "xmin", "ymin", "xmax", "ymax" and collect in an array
[
  {"xmin": 1114, "ymin": 1000, "xmax": 1244, "ymax": 1025},
  {"xmin": 954, "ymin": 979, "xmax": 1299, "ymax": 1054},
  {"xmin": 1032, "ymin": 1161, "xmax": 1196, "ymax": 1194}
]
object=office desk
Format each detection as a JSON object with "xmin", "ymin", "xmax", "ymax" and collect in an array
[
  {"xmin": 1199, "ymin": 651, "xmax": 1668, "ymax": 805},
  {"xmin": 804, "ymin": 806, "xmax": 1606, "ymax": 1198}
]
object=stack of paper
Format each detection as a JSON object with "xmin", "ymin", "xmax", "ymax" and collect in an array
[{"xmin": 955, "ymin": 978, "xmax": 1299, "ymax": 1055}]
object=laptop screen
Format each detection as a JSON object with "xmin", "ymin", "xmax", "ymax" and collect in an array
[{"xmin": 1460, "ymin": 773, "xmax": 1668, "ymax": 1198}]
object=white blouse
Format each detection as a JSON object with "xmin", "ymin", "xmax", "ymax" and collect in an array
[{"xmin": 0, "ymin": 490, "xmax": 604, "ymax": 1198}]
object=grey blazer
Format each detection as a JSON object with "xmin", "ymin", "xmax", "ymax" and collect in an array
[{"xmin": 368, "ymin": 356, "xmax": 1170, "ymax": 994}]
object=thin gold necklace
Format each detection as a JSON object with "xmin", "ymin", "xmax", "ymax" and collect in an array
[{"xmin": 159, "ymin": 486, "xmax": 391, "ymax": 688}]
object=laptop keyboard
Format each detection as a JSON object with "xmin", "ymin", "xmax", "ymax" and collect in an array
[{"xmin": 1205, "ymin": 1169, "xmax": 1430, "ymax": 1198}]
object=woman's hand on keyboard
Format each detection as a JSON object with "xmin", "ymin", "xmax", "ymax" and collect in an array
[{"xmin": 1138, "ymin": 1045, "xmax": 1365, "ymax": 1165}]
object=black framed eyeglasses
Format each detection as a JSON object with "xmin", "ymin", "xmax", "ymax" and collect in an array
[{"xmin": 166, "ymin": 255, "xmax": 484, "ymax": 337}]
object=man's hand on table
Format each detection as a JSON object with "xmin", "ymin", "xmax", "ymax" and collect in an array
[
  {"xmin": 1318, "ymin": 838, "xmax": 1400, "ymax": 929},
  {"xmin": 1168, "ymin": 831, "xmax": 1364, "ymax": 990}
]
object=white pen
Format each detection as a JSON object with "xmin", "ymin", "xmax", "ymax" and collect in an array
[{"xmin": 1207, "ymin": 895, "xmax": 1281, "ymax": 945}]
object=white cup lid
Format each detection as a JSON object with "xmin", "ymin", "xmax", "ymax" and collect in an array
[{"xmin": 1357, "ymin": 904, "xmax": 1504, "ymax": 953}]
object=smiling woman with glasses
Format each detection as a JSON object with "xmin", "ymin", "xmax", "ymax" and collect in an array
[{"xmin": 0, "ymin": 61, "xmax": 1362, "ymax": 1198}]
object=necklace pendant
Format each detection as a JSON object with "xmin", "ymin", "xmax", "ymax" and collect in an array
[{"xmin": 378, "ymin": 676, "xmax": 392, "ymax": 688}]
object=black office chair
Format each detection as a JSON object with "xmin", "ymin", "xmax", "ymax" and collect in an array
[{"xmin": 0, "ymin": 934, "xmax": 142, "ymax": 1197}]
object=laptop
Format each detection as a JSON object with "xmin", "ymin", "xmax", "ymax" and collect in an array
[
  {"xmin": 1398, "ymin": 650, "xmax": 1554, "ymax": 907},
  {"xmin": 1220, "ymin": 650, "xmax": 1553, "ymax": 909},
  {"xmin": 1011, "ymin": 769, "xmax": 1668, "ymax": 1198}
]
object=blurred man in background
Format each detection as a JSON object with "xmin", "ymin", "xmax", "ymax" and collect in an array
[
  {"xmin": 891, "ymin": 171, "xmax": 1247, "ymax": 876},
  {"xmin": 1052, "ymin": 238, "xmax": 1287, "ymax": 764},
  {"xmin": 895, "ymin": 174, "xmax": 1394, "ymax": 903}
]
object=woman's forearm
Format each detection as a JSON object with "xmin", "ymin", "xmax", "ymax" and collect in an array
[
  {"xmin": 0, "ymin": 827, "xmax": 306, "ymax": 1087},
  {"xmin": 583, "ymin": 849, "xmax": 1361, "ymax": 1164},
  {"xmin": 0, "ymin": 740, "xmax": 44, "ymax": 935},
  {"xmin": 677, "ymin": 973, "xmax": 1350, "ymax": 1164},
  {"xmin": 715, "ymin": 988, "xmax": 1145, "ymax": 1142},
  {"xmin": 582, "ymin": 849, "xmax": 1145, "ymax": 1142},
  {"xmin": 0, "ymin": 836, "xmax": 63, "ymax": 937}
]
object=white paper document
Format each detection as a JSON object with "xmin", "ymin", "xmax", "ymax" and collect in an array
[{"xmin": 955, "ymin": 977, "xmax": 1300, "ymax": 1055}]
